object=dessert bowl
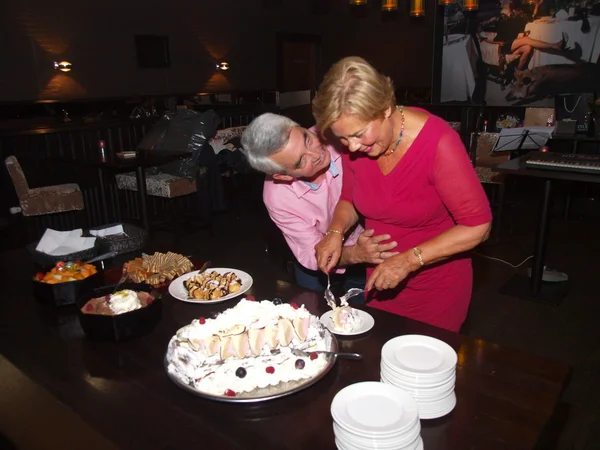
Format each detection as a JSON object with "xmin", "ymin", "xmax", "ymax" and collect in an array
[
  {"xmin": 76, "ymin": 282, "xmax": 162, "ymax": 342},
  {"xmin": 32, "ymin": 262, "xmax": 103, "ymax": 307}
]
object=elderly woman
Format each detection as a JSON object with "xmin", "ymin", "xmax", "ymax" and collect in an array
[{"xmin": 313, "ymin": 57, "xmax": 492, "ymax": 332}]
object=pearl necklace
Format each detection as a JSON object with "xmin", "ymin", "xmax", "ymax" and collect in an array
[{"xmin": 384, "ymin": 107, "xmax": 405, "ymax": 156}]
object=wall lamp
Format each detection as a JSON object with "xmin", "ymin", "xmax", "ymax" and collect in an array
[
  {"xmin": 216, "ymin": 62, "xmax": 230, "ymax": 71},
  {"xmin": 54, "ymin": 61, "xmax": 73, "ymax": 72}
]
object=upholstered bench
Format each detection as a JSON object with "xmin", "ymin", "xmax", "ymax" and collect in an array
[
  {"xmin": 115, "ymin": 126, "xmax": 247, "ymax": 199},
  {"xmin": 115, "ymin": 172, "xmax": 197, "ymax": 198}
]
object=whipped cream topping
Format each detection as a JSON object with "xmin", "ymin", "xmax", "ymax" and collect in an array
[
  {"xmin": 331, "ymin": 306, "xmax": 362, "ymax": 333},
  {"xmin": 177, "ymin": 299, "xmax": 310, "ymax": 342},
  {"xmin": 109, "ymin": 289, "xmax": 142, "ymax": 314},
  {"xmin": 166, "ymin": 298, "xmax": 331, "ymax": 396}
]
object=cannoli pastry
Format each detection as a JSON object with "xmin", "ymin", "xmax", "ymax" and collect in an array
[{"xmin": 166, "ymin": 298, "xmax": 330, "ymax": 397}]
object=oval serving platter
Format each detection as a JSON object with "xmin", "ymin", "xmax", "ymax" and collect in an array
[{"xmin": 165, "ymin": 325, "xmax": 339, "ymax": 403}]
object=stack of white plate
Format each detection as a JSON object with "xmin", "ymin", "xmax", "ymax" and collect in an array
[
  {"xmin": 331, "ymin": 382, "xmax": 423, "ymax": 450},
  {"xmin": 380, "ymin": 335, "xmax": 458, "ymax": 420}
]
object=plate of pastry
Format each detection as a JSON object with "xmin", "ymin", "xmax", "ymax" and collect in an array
[
  {"xmin": 168, "ymin": 268, "xmax": 253, "ymax": 303},
  {"xmin": 123, "ymin": 252, "xmax": 194, "ymax": 288},
  {"xmin": 320, "ymin": 306, "xmax": 375, "ymax": 336}
]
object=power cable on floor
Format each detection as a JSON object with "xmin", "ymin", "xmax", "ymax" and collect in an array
[{"xmin": 472, "ymin": 252, "xmax": 533, "ymax": 268}]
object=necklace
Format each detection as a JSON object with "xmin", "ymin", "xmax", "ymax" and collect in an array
[{"xmin": 384, "ymin": 107, "xmax": 405, "ymax": 156}]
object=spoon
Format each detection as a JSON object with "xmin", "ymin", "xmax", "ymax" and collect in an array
[
  {"xmin": 324, "ymin": 273, "xmax": 337, "ymax": 310},
  {"xmin": 112, "ymin": 270, "xmax": 129, "ymax": 294},
  {"xmin": 60, "ymin": 251, "xmax": 118, "ymax": 268}
]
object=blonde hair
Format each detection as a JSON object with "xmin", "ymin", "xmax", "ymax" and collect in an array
[{"xmin": 312, "ymin": 56, "xmax": 396, "ymax": 135}]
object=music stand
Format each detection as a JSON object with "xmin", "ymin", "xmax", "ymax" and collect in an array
[{"xmin": 491, "ymin": 126, "xmax": 553, "ymax": 156}]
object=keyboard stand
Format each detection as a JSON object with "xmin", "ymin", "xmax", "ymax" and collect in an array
[
  {"xmin": 497, "ymin": 178, "xmax": 569, "ymax": 306},
  {"xmin": 493, "ymin": 153, "xmax": 600, "ymax": 305}
]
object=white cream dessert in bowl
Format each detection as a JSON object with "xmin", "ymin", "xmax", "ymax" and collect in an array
[
  {"xmin": 330, "ymin": 306, "xmax": 363, "ymax": 333},
  {"xmin": 166, "ymin": 298, "xmax": 334, "ymax": 398},
  {"xmin": 109, "ymin": 289, "xmax": 142, "ymax": 313},
  {"xmin": 81, "ymin": 289, "xmax": 155, "ymax": 316}
]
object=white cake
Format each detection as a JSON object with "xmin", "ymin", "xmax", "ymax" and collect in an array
[
  {"xmin": 166, "ymin": 298, "xmax": 331, "ymax": 397},
  {"xmin": 330, "ymin": 306, "xmax": 362, "ymax": 333}
]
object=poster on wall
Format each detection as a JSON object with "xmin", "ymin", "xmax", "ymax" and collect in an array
[{"xmin": 438, "ymin": 0, "xmax": 600, "ymax": 106}]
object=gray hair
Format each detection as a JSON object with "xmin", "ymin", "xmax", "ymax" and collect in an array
[{"xmin": 241, "ymin": 113, "xmax": 299, "ymax": 175}]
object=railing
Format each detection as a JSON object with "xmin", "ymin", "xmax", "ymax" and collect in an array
[{"xmin": 1, "ymin": 106, "xmax": 277, "ymax": 233}]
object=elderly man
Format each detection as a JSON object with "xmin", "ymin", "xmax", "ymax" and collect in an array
[{"xmin": 241, "ymin": 113, "xmax": 397, "ymax": 299}]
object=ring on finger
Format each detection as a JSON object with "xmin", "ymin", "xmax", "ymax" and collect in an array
[{"xmin": 385, "ymin": 281, "xmax": 391, "ymax": 287}]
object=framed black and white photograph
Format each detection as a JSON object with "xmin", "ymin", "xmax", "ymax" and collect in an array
[{"xmin": 436, "ymin": 0, "xmax": 600, "ymax": 105}]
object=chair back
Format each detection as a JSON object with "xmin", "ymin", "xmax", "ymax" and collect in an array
[
  {"xmin": 447, "ymin": 121, "xmax": 462, "ymax": 133},
  {"xmin": 524, "ymin": 108, "xmax": 555, "ymax": 127},
  {"xmin": 469, "ymin": 132, "xmax": 510, "ymax": 168},
  {"xmin": 4, "ymin": 156, "xmax": 30, "ymax": 201},
  {"xmin": 479, "ymin": 39, "xmax": 502, "ymax": 67}
]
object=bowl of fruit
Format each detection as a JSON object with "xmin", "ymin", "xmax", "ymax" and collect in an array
[{"xmin": 32, "ymin": 260, "xmax": 103, "ymax": 307}]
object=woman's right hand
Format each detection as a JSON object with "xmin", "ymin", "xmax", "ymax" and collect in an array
[{"xmin": 315, "ymin": 233, "xmax": 344, "ymax": 273}]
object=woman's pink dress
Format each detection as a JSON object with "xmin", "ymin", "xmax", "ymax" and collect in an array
[{"xmin": 340, "ymin": 113, "xmax": 492, "ymax": 332}]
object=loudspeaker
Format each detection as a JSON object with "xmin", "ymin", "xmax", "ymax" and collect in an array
[
  {"xmin": 134, "ymin": 35, "xmax": 170, "ymax": 69},
  {"xmin": 554, "ymin": 120, "xmax": 577, "ymax": 136}
]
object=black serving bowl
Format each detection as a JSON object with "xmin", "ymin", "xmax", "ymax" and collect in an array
[
  {"xmin": 32, "ymin": 263, "xmax": 104, "ymax": 307},
  {"xmin": 76, "ymin": 283, "xmax": 162, "ymax": 342},
  {"xmin": 86, "ymin": 222, "xmax": 148, "ymax": 255}
]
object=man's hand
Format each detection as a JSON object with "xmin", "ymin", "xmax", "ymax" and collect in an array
[
  {"xmin": 316, "ymin": 233, "xmax": 344, "ymax": 273},
  {"xmin": 348, "ymin": 229, "xmax": 398, "ymax": 265}
]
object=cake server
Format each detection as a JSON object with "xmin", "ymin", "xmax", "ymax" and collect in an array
[
  {"xmin": 291, "ymin": 348, "xmax": 363, "ymax": 360},
  {"xmin": 339, "ymin": 288, "xmax": 365, "ymax": 306}
]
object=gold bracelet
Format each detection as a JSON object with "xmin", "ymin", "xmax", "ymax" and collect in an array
[
  {"xmin": 413, "ymin": 247, "xmax": 424, "ymax": 266},
  {"xmin": 326, "ymin": 229, "xmax": 345, "ymax": 242}
]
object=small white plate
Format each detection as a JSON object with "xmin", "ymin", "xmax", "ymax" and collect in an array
[
  {"xmin": 320, "ymin": 309, "xmax": 374, "ymax": 336},
  {"xmin": 168, "ymin": 267, "xmax": 253, "ymax": 304}
]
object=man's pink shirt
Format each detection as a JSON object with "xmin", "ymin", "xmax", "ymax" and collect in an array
[{"xmin": 263, "ymin": 138, "xmax": 361, "ymax": 272}]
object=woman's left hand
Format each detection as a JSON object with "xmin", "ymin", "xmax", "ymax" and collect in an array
[{"xmin": 366, "ymin": 251, "xmax": 419, "ymax": 291}]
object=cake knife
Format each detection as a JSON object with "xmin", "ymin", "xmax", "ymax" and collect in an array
[{"xmin": 290, "ymin": 348, "xmax": 363, "ymax": 360}]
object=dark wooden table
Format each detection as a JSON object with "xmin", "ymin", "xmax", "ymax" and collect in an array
[
  {"xmin": 59, "ymin": 150, "xmax": 192, "ymax": 230},
  {"xmin": 0, "ymin": 251, "xmax": 570, "ymax": 450},
  {"xmin": 495, "ymin": 152, "xmax": 600, "ymax": 305}
]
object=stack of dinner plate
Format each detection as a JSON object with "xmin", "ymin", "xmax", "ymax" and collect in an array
[
  {"xmin": 380, "ymin": 335, "xmax": 458, "ymax": 420},
  {"xmin": 331, "ymin": 382, "xmax": 423, "ymax": 450}
]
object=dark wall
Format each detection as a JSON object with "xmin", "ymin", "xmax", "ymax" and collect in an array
[{"xmin": 0, "ymin": 0, "xmax": 437, "ymax": 102}]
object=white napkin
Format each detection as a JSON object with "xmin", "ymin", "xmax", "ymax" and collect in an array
[
  {"xmin": 89, "ymin": 224, "xmax": 125, "ymax": 238},
  {"xmin": 555, "ymin": 9, "xmax": 569, "ymax": 20},
  {"xmin": 36, "ymin": 228, "xmax": 96, "ymax": 256}
]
